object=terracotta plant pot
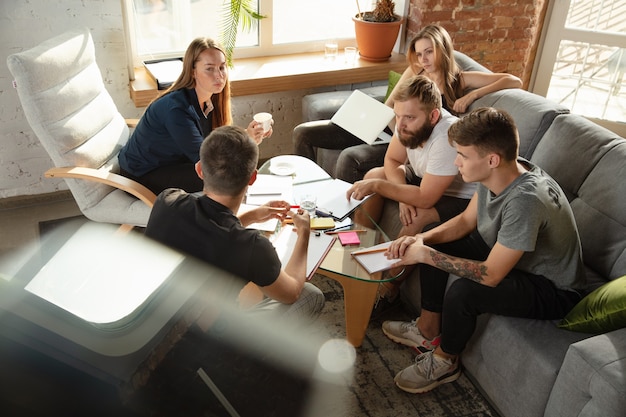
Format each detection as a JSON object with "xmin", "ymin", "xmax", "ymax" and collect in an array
[{"xmin": 352, "ymin": 14, "xmax": 403, "ymax": 62}]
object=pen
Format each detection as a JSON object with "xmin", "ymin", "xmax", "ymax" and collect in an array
[
  {"xmin": 353, "ymin": 246, "xmax": 389, "ymax": 255},
  {"xmin": 323, "ymin": 224, "xmax": 351, "ymax": 233},
  {"xmin": 290, "ymin": 205, "xmax": 300, "ymax": 208},
  {"xmin": 325, "ymin": 229, "xmax": 367, "ymax": 235}
]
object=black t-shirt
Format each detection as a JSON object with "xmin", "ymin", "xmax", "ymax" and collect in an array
[{"xmin": 145, "ymin": 189, "xmax": 281, "ymax": 289}]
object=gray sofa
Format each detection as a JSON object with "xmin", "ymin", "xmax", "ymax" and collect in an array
[
  {"xmin": 301, "ymin": 52, "xmax": 626, "ymax": 417},
  {"xmin": 376, "ymin": 70, "xmax": 626, "ymax": 416}
]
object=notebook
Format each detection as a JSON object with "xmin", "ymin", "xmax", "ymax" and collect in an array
[
  {"xmin": 351, "ymin": 241, "xmax": 397, "ymax": 274},
  {"xmin": 331, "ymin": 89, "xmax": 395, "ymax": 145}
]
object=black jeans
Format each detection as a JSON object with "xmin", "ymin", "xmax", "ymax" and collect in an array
[
  {"xmin": 419, "ymin": 226, "xmax": 583, "ymax": 355},
  {"xmin": 293, "ymin": 120, "xmax": 393, "ymax": 183},
  {"xmin": 292, "ymin": 120, "xmax": 362, "ymax": 161}
]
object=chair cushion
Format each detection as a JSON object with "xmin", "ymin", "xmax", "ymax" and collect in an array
[
  {"xmin": 7, "ymin": 27, "xmax": 150, "ymax": 226},
  {"xmin": 7, "ymin": 27, "xmax": 128, "ymax": 169}
]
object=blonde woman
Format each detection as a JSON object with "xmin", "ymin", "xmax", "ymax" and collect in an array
[
  {"xmin": 119, "ymin": 38, "xmax": 271, "ymax": 194},
  {"xmin": 293, "ymin": 24, "xmax": 522, "ymax": 184},
  {"xmin": 388, "ymin": 24, "xmax": 522, "ymax": 115}
]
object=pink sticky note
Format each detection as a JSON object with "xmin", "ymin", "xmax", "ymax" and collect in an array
[{"xmin": 338, "ymin": 231, "xmax": 360, "ymax": 246}]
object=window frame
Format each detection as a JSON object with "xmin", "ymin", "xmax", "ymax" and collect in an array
[
  {"xmin": 531, "ymin": 0, "xmax": 626, "ymax": 136},
  {"xmin": 122, "ymin": 0, "xmax": 409, "ymax": 80}
]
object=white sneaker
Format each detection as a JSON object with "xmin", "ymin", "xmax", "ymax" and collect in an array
[
  {"xmin": 394, "ymin": 350, "xmax": 461, "ymax": 394},
  {"xmin": 381, "ymin": 319, "xmax": 441, "ymax": 353}
]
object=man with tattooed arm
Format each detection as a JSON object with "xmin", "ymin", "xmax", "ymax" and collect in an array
[{"xmin": 381, "ymin": 107, "xmax": 586, "ymax": 394}]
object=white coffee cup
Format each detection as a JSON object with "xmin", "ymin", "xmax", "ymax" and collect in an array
[{"xmin": 253, "ymin": 112, "xmax": 273, "ymax": 133}]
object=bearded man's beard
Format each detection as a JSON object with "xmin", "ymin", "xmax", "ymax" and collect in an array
[{"xmin": 398, "ymin": 121, "xmax": 435, "ymax": 149}]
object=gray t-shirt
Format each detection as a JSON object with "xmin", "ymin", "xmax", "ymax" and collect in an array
[{"xmin": 476, "ymin": 158, "xmax": 585, "ymax": 290}]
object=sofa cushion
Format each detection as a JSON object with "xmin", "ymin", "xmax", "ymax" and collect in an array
[
  {"xmin": 462, "ymin": 315, "xmax": 590, "ymax": 417},
  {"xmin": 544, "ymin": 329, "xmax": 626, "ymax": 417},
  {"xmin": 454, "ymin": 50, "xmax": 491, "ymax": 72},
  {"xmin": 384, "ymin": 70, "xmax": 402, "ymax": 101},
  {"xmin": 302, "ymin": 85, "xmax": 387, "ymax": 121},
  {"xmin": 558, "ymin": 275, "xmax": 626, "ymax": 334},
  {"xmin": 468, "ymin": 89, "xmax": 569, "ymax": 158},
  {"xmin": 531, "ymin": 114, "xmax": 626, "ymax": 285}
]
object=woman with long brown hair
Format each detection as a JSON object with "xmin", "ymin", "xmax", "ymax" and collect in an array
[
  {"xmin": 390, "ymin": 24, "xmax": 521, "ymax": 115},
  {"xmin": 119, "ymin": 38, "xmax": 271, "ymax": 194}
]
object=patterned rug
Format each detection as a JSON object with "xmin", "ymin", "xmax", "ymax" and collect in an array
[{"xmin": 307, "ymin": 274, "xmax": 499, "ymax": 417}]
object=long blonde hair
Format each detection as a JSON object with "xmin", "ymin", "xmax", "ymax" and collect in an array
[
  {"xmin": 407, "ymin": 25, "xmax": 464, "ymax": 114},
  {"xmin": 163, "ymin": 37, "xmax": 233, "ymax": 127}
]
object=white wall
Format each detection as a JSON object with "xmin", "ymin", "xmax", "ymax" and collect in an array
[{"xmin": 0, "ymin": 0, "xmax": 384, "ymax": 200}]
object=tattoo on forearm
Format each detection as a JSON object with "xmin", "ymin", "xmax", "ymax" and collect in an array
[{"xmin": 430, "ymin": 250, "xmax": 486, "ymax": 283}]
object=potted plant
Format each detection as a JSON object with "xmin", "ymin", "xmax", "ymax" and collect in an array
[
  {"xmin": 353, "ymin": 0, "xmax": 404, "ymax": 62},
  {"xmin": 219, "ymin": 0, "xmax": 266, "ymax": 67}
]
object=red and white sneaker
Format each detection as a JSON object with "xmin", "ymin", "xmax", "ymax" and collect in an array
[{"xmin": 382, "ymin": 319, "xmax": 441, "ymax": 353}]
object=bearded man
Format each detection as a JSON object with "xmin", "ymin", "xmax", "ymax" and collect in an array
[{"xmin": 346, "ymin": 75, "xmax": 476, "ymax": 306}]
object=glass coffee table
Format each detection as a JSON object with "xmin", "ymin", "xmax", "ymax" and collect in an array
[
  {"xmin": 315, "ymin": 210, "xmax": 402, "ymax": 347},
  {"xmin": 259, "ymin": 155, "xmax": 403, "ymax": 347}
]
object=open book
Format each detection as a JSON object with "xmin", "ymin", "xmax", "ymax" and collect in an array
[
  {"xmin": 270, "ymin": 225, "xmax": 337, "ymax": 280},
  {"xmin": 351, "ymin": 241, "xmax": 398, "ymax": 274}
]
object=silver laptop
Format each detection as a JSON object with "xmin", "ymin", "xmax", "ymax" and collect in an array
[{"xmin": 331, "ymin": 89, "xmax": 395, "ymax": 145}]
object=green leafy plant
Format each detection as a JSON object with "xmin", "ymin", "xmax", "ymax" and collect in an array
[
  {"xmin": 357, "ymin": 0, "xmax": 397, "ymax": 22},
  {"xmin": 219, "ymin": 0, "xmax": 266, "ymax": 67}
]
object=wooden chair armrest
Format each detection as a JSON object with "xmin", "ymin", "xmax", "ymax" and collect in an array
[
  {"xmin": 125, "ymin": 118, "xmax": 140, "ymax": 128},
  {"xmin": 45, "ymin": 166, "xmax": 157, "ymax": 207}
]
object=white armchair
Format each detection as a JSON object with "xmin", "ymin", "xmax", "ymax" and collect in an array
[{"xmin": 7, "ymin": 27, "xmax": 155, "ymax": 228}]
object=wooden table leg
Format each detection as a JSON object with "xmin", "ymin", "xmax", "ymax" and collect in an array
[{"xmin": 319, "ymin": 271, "xmax": 381, "ymax": 347}]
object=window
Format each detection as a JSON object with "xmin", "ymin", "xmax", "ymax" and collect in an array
[
  {"xmin": 122, "ymin": 0, "xmax": 372, "ymax": 71},
  {"xmin": 532, "ymin": 0, "xmax": 626, "ymax": 136}
]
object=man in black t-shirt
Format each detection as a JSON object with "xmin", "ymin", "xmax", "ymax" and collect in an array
[{"xmin": 145, "ymin": 125, "xmax": 324, "ymax": 326}]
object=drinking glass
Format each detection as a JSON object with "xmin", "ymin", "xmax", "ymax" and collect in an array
[
  {"xmin": 325, "ymin": 40, "xmax": 338, "ymax": 59},
  {"xmin": 299, "ymin": 194, "xmax": 317, "ymax": 215}
]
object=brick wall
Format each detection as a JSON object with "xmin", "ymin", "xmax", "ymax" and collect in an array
[{"xmin": 406, "ymin": 0, "xmax": 548, "ymax": 87}]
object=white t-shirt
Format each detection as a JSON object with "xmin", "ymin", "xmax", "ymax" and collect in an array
[{"xmin": 405, "ymin": 110, "xmax": 476, "ymax": 199}]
